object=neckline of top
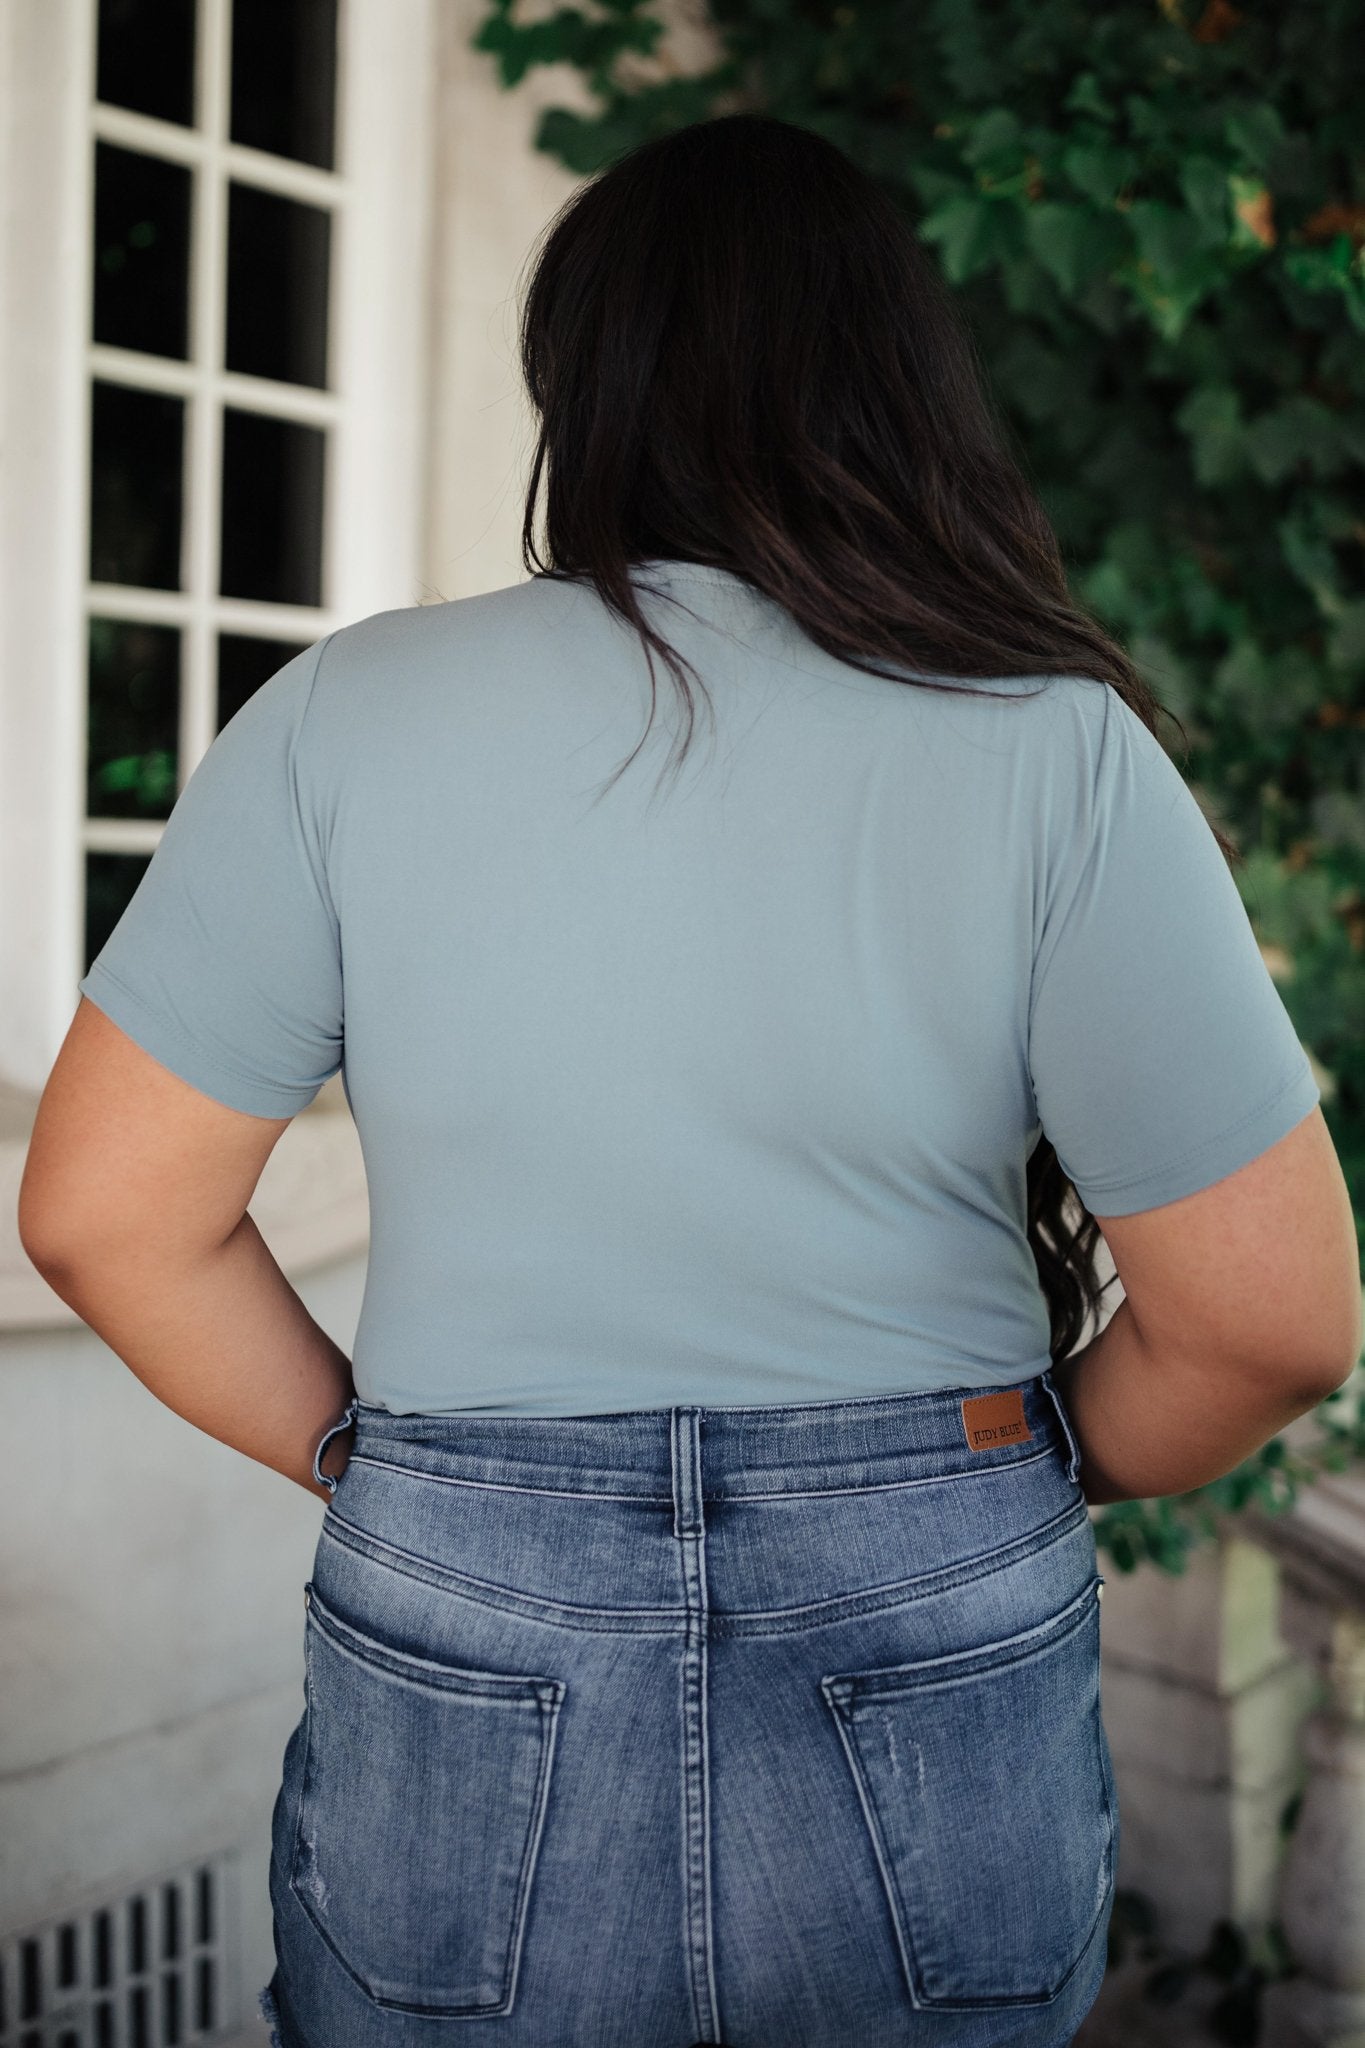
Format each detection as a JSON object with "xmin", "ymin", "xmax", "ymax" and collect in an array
[
  {"xmin": 627, "ymin": 557, "xmax": 752, "ymax": 585},
  {"xmin": 539, "ymin": 558, "xmax": 764, "ymax": 593}
]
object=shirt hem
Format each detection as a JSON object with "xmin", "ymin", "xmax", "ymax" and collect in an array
[
  {"xmin": 78, "ymin": 961, "xmax": 323, "ymax": 1120},
  {"xmin": 1071, "ymin": 1059, "xmax": 1321, "ymax": 1216}
]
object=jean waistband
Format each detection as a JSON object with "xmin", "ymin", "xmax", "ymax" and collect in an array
[{"xmin": 317, "ymin": 1369, "xmax": 1082, "ymax": 1504}]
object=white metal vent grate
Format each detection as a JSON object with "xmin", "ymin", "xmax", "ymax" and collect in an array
[{"xmin": 0, "ymin": 1853, "xmax": 237, "ymax": 2048}]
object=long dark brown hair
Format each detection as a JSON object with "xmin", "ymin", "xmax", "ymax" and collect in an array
[{"xmin": 516, "ymin": 111, "xmax": 1237, "ymax": 1367}]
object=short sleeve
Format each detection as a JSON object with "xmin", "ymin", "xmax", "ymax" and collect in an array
[
  {"xmin": 78, "ymin": 633, "xmax": 343, "ymax": 1118},
  {"xmin": 1027, "ymin": 685, "xmax": 1321, "ymax": 1216}
]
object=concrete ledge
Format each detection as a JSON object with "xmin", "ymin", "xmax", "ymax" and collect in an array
[
  {"xmin": 0, "ymin": 1682, "xmax": 300, "ymax": 1933},
  {"xmin": 0, "ymin": 1687, "xmax": 298, "ymax": 2039},
  {"xmin": 0, "ymin": 1073, "xmax": 369, "ymax": 1328}
]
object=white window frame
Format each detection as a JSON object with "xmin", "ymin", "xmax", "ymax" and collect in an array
[{"xmin": 0, "ymin": 0, "xmax": 437, "ymax": 1093}]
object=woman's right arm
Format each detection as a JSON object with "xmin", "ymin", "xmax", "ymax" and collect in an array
[{"xmin": 1051, "ymin": 1104, "xmax": 1361, "ymax": 1506}]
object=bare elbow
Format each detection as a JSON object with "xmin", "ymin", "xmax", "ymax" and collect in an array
[
  {"xmin": 17, "ymin": 1161, "xmax": 99, "ymax": 1277},
  {"xmin": 17, "ymin": 1198, "xmax": 80, "ymax": 1278},
  {"xmin": 1303, "ymin": 1340, "xmax": 1363, "ymax": 1405},
  {"xmin": 1304, "ymin": 1278, "xmax": 1365, "ymax": 1401},
  {"xmin": 1254, "ymin": 1317, "xmax": 1364, "ymax": 1409}
]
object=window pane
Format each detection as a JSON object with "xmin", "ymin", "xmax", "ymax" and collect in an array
[
  {"xmin": 93, "ymin": 143, "xmax": 191, "ymax": 361},
  {"xmin": 195, "ymin": 1956, "xmax": 215, "ymax": 2034},
  {"xmin": 85, "ymin": 851, "xmax": 151, "ymax": 973},
  {"xmin": 96, "ymin": 0, "xmax": 196, "ymax": 128},
  {"xmin": 230, "ymin": 0, "xmax": 338, "ymax": 169},
  {"xmin": 90, "ymin": 382, "xmax": 184, "ymax": 590},
  {"xmin": 225, "ymin": 184, "xmax": 330, "ymax": 388},
  {"xmin": 219, "ymin": 409, "xmax": 324, "ymax": 607},
  {"xmin": 217, "ymin": 633, "xmax": 313, "ymax": 731},
  {"xmin": 87, "ymin": 618, "xmax": 180, "ymax": 821}
]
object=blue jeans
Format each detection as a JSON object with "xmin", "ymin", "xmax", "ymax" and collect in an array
[{"xmin": 260, "ymin": 1369, "xmax": 1117, "ymax": 2047}]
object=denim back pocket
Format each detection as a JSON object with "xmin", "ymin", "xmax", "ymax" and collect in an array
[
  {"xmin": 290, "ymin": 1581, "xmax": 566, "ymax": 2016},
  {"xmin": 820, "ymin": 1573, "xmax": 1115, "ymax": 2012}
]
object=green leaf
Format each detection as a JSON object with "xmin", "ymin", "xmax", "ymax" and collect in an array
[
  {"xmin": 1277, "ymin": 508, "xmax": 1347, "ymax": 616},
  {"xmin": 1064, "ymin": 71, "xmax": 1116, "ymax": 124},
  {"xmin": 1179, "ymin": 154, "xmax": 1232, "ymax": 239},
  {"xmin": 1327, "ymin": 601, "xmax": 1365, "ymax": 673},
  {"xmin": 918, "ymin": 194, "xmax": 996, "ymax": 282},
  {"xmin": 1246, "ymin": 396, "xmax": 1350, "ymax": 484},
  {"xmin": 958, "ymin": 106, "xmax": 1023, "ymax": 168},
  {"xmin": 1228, "ymin": 172, "xmax": 1274, "ymax": 253},
  {"xmin": 1023, "ymin": 205, "xmax": 1096, "ymax": 295},
  {"xmin": 1224, "ymin": 100, "xmax": 1286, "ymax": 172},
  {"xmin": 1127, "ymin": 201, "xmax": 1208, "ymax": 283},
  {"xmin": 1175, "ymin": 384, "xmax": 1247, "ymax": 486},
  {"xmin": 1062, "ymin": 142, "xmax": 1138, "ymax": 207}
]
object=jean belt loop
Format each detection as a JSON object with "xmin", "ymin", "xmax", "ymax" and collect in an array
[
  {"xmin": 1039, "ymin": 1367, "xmax": 1083, "ymax": 1486},
  {"xmin": 312, "ymin": 1394, "xmax": 360, "ymax": 1495}
]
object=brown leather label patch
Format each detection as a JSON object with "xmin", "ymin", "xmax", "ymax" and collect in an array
[{"xmin": 960, "ymin": 1387, "xmax": 1034, "ymax": 1454}]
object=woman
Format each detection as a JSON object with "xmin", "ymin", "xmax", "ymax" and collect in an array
[{"xmin": 21, "ymin": 114, "xmax": 1360, "ymax": 2048}]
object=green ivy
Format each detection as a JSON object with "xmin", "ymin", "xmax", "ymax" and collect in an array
[
  {"xmin": 1091, "ymin": 1370, "xmax": 1364, "ymax": 1574},
  {"xmin": 93, "ymin": 750, "xmax": 178, "ymax": 811},
  {"xmin": 470, "ymin": 0, "xmax": 1365, "ymax": 1571}
]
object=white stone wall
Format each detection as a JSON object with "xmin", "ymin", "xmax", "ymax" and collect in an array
[
  {"xmin": 422, "ymin": 0, "xmax": 593, "ymax": 600},
  {"xmin": 0, "ymin": 1251, "xmax": 366, "ymax": 2039}
]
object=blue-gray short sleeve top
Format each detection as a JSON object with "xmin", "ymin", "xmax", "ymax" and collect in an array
[{"xmin": 77, "ymin": 559, "xmax": 1321, "ymax": 1414}]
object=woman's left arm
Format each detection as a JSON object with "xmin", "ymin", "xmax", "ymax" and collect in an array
[{"xmin": 18, "ymin": 996, "xmax": 355, "ymax": 1501}]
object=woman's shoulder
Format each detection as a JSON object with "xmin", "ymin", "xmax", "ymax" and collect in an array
[{"xmin": 324, "ymin": 574, "xmax": 580, "ymax": 667}]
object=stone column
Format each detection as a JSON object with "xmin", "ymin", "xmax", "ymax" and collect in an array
[
  {"xmin": 1254, "ymin": 1477, "xmax": 1365, "ymax": 2048},
  {"xmin": 1097, "ymin": 1532, "xmax": 1319, "ymax": 1938}
]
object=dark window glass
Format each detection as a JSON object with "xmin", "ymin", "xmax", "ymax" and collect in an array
[
  {"xmin": 230, "ymin": 0, "xmax": 338, "ymax": 169},
  {"xmin": 127, "ymin": 1897, "xmax": 146, "ymax": 1976},
  {"xmin": 195, "ymin": 1957, "xmax": 215, "ymax": 2032},
  {"xmin": 85, "ymin": 851, "xmax": 152, "ymax": 974},
  {"xmin": 129, "ymin": 1980, "xmax": 149, "ymax": 2048},
  {"xmin": 161, "ymin": 1969, "xmax": 180, "ymax": 2047},
  {"xmin": 93, "ymin": 142, "xmax": 191, "ymax": 361},
  {"xmin": 96, "ymin": 0, "xmax": 196, "ymax": 128},
  {"xmin": 57, "ymin": 1926, "xmax": 78, "ymax": 1990},
  {"xmin": 90, "ymin": 382, "xmax": 184, "ymax": 589},
  {"xmin": 218, "ymin": 633, "xmax": 311, "ymax": 731},
  {"xmin": 19, "ymin": 1940, "xmax": 39, "ymax": 2020},
  {"xmin": 219, "ymin": 409, "xmax": 324, "ymax": 608},
  {"xmin": 226, "ymin": 184, "xmax": 330, "ymax": 388},
  {"xmin": 194, "ymin": 1868, "xmax": 213, "ymax": 1946},
  {"xmin": 87, "ymin": 619, "xmax": 180, "ymax": 822},
  {"xmin": 161, "ymin": 1884, "xmax": 181, "ymax": 1961},
  {"xmin": 94, "ymin": 1911, "xmax": 113, "ymax": 1988}
]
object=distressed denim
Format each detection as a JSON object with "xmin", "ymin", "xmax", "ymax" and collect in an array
[{"xmin": 260, "ymin": 1369, "xmax": 1118, "ymax": 2048}]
